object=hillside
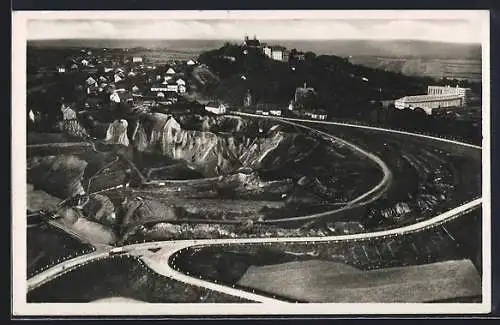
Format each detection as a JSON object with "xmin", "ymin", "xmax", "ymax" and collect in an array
[{"xmin": 196, "ymin": 43, "xmax": 435, "ymax": 117}]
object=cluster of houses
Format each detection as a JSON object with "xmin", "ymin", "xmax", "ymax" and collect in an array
[
  {"xmin": 241, "ymin": 35, "xmax": 306, "ymax": 63},
  {"xmin": 149, "ymin": 67, "xmax": 187, "ymax": 98},
  {"xmin": 47, "ymin": 49, "xmax": 238, "ymax": 117},
  {"xmin": 33, "ymin": 41, "xmax": 330, "ymax": 123},
  {"xmin": 239, "ymin": 35, "xmax": 327, "ymax": 120},
  {"xmin": 242, "ymin": 81, "xmax": 328, "ymax": 120},
  {"xmin": 48, "ymin": 48, "xmax": 205, "ymax": 111}
]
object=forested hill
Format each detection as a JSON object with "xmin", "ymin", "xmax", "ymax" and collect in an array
[{"xmin": 197, "ymin": 43, "xmax": 436, "ymax": 116}]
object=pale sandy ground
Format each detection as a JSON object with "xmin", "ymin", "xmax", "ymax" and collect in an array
[
  {"xmin": 70, "ymin": 217, "xmax": 117, "ymax": 245},
  {"xmin": 27, "ymin": 184, "xmax": 61, "ymax": 212}
]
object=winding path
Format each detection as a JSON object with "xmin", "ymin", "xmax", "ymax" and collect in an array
[{"xmin": 26, "ymin": 115, "xmax": 483, "ymax": 303}]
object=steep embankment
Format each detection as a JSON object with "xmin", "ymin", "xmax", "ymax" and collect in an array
[
  {"xmin": 27, "ymin": 114, "xmax": 382, "ymax": 244},
  {"xmin": 129, "ymin": 114, "xmax": 319, "ymax": 178}
]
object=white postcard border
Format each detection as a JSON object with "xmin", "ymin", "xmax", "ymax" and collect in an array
[{"xmin": 11, "ymin": 9, "xmax": 491, "ymax": 316}]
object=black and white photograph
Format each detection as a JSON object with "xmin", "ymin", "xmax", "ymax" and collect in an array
[{"xmin": 12, "ymin": 10, "xmax": 491, "ymax": 315}]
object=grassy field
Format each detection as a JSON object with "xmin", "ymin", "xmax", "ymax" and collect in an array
[
  {"xmin": 349, "ymin": 56, "xmax": 482, "ymax": 82},
  {"xmin": 236, "ymin": 259, "xmax": 481, "ymax": 302},
  {"xmin": 171, "ymin": 209, "xmax": 482, "ymax": 302}
]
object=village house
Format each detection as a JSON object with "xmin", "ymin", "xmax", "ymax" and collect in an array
[
  {"xmin": 109, "ymin": 91, "xmax": 134, "ymax": 106},
  {"xmin": 155, "ymin": 91, "xmax": 179, "ymax": 105},
  {"xmin": 61, "ymin": 103, "xmax": 77, "ymax": 120},
  {"xmin": 269, "ymin": 109, "xmax": 282, "ymax": 116},
  {"xmin": 263, "ymin": 45, "xmax": 289, "ymax": 62},
  {"xmin": 81, "ymin": 59, "xmax": 89, "ymax": 66},
  {"xmin": 87, "ymin": 85, "xmax": 99, "ymax": 95},
  {"xmin": 110, "ymin": 92, "xmax": 121, "ymax": 103},
  {"xmin": 132, "ymin": 56, "xmax": 143, "ymax": 63},
  {"xmin": 154, "ymin": 78, "xmax": 177, "ymax": 93},
  {"xmin": 162, "ymin": 76, "xmax": 173, "ymax": 84},
  {"xmin": 56, "ymin": 66, "xmax": 66, "ymax": 73},
  {"xmin": 166, "ymin": 67, "xmax": 176, "ymax": 75},
  {"xmin": 85, "ymin": 76, "xmax": 98, "ymax": 87},
  {"xmin": 243, "ymin": 89, "xmax": 252, "ymax": 107},
  {"xmin": 186, "ymin": 59, "xmax": 197, "ymax": 66},
  {"xmin": 151, "ymin": 84, "xmax": 169, "ymax": 92},
  {"xmin": 271, "ymin": 46, "xmax": 289, "ymax": 62},
  {"xmin": 327, "ymin": 221, "xmax": 365, "ymax": 235},
  {"xmin": 141, "ymin": 100, "xmax": 156, "ymax": 107},
  {"xmin": 303, "ymin": 110, "xmax": 328, "ymax": 120},
  {"xmin": 176, "ymin": 78, "xmax": 186, "ymax": 94},
  {"xmin": 242, "ymin": 35, "xmax": 262, "ymax": 48},
  {"xmin": 291, "ymin": 51, "xmax": 306, "ymax": 62},
  {"xmin": 294, "ymin": 82, "xmax": 316, "ymax": 102},
  {"xmin": 263, "ymin": 46, "xmax": 273, "ymax": 58},
  {"xmin": 205, "ymin": 102, "xmax": 227, "ymax": 115},
  {"xmin": 114, "ymin": 74, "xmax": 124, "ymax": 83},
  {"xmin": 166, "ymin": 82, "xmax": 179, "ymax": 93},
  {"xmin": 165, "ymin": 92, "xmax": 179, "ymax": 103}
]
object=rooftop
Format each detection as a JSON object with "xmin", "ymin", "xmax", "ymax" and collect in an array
[
  {"xmin": 428, "ymin": 85, "xmax": 472, "ymax": 91},
  {"xmin": 270, "ymin": 45, "xmax": 287, "ymax": 51},
  {"xmin": 397, "ymin": 93, "xmax": 463, "ymax": 103},
  {"xmin": 295, "ymin": 87, "xmax": 316, "ymax": 100}
]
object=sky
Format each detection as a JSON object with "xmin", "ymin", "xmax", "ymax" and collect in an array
[{"xmin": 27, "ymin": 18, "xmax": 483, "ymax": 44}]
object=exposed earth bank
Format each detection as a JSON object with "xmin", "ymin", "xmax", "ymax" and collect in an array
[{"xmin": 27, "ymin": 114, "xmax": 381, "ymax": 245}]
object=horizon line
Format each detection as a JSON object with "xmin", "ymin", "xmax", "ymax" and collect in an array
[{"xmin": 27, "ymin": 38, "xmax": 482, "ymax": 45}]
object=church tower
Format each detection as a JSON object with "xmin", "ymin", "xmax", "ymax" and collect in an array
[{"xmin": 243, "ymin": 89, "xmax": 252, "ymax": 107}]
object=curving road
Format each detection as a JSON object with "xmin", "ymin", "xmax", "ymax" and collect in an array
[{"xmin": 26, "ymin": 115, "xmax": 483, "ymax": 303}]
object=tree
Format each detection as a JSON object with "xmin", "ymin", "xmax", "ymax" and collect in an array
[{"xmin": 304, "ymin": 51, "xmax": 316, "ymax": 63}]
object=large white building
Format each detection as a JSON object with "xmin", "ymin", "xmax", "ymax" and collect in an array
[
  {"xmin": 427, "ymin": 85, "xmax": 473, "ymax": 105},
  {"xmin": 394, "ymin": 85, "xmax": 472, "ymax": 115},
  {"xmin": 263, "ymin": 45, "xmax": 289, "ymax": 62},
  {"xmin": 395, "ymin": 94, "xmax": 463, "ymax": 115}
]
